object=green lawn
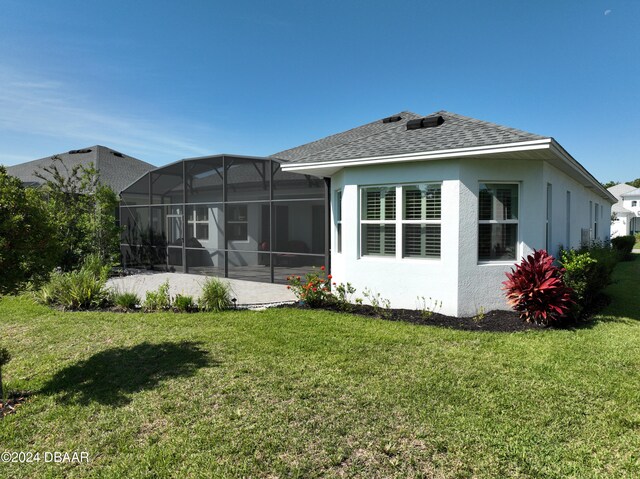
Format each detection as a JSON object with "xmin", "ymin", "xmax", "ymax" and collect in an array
[{"xmin": 1, "ymin": 259, "xmax": 640, "ymax": 478}]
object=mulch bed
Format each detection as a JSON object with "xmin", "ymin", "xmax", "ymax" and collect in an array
[
  {"xmin": 0, "ymin": 392, "xmax": 31, "ymax": 418},
  {"xmin": 278, "ymin": 302, "xmax": 542, "ymax": 332},
  {"xmin": 278, "ymin": 297, "xmax": 611, "ymax": 332}
]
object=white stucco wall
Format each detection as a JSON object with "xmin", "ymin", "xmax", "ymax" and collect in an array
[
  {"xmin": 330, "ymin": 157, "xmax": 614, "ymax": 317},
  {"xmin": 541, "ymin": 162, "xmax": 611, "ymax": 254},
  {"xmin": 330, "ymin": 160, "xmax": 461, "ymax": 316}
]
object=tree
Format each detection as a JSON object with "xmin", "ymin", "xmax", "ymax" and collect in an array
[
  {"xmin": 0, "ymin": 347, "xmax": 10, "ymax": 404},
  {"xmin": 35, "ymin": 157, "xmax": 120, "ymax": 270},
  {"xmin": 0, "ymin": 167, "xmax": 60, "ymax": 293},
  {"xmin": 602, "ymin": 181, "xmax": 619, "ymax": 189},
  {"xmin": 629, "ymin": 178, "xmax": 640, "ymax": 189}
]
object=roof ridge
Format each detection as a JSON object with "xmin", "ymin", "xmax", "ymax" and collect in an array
[
  {"xmin": 271, "ymin": 111, "xmax": 421, "ymax": 162},
  {"xmin": 434, "ymin": 110, "xmax": 547, "ymax": 140}
]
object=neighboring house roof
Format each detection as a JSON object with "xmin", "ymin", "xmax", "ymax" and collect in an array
[
  {"xmin": 612, "ymin": 203, "xmax": 633, "ymax": 214},
  {"xmin": 621, "ymin": 187, "xmax": 640, "ymax": 198},
  {"xmin": 277, "ymin": 110, "xmax": 615, "ymax": 203},
  {"xmin": 271, "ymin": 110, "xmax": 546, "ymax": 164},
  {"xmin": 5, "ymin": 146, "xmax": 155, "ymax": 193},
  {"xmin": 608, "ymin": 183, "xmax": 636, "ymax": 199},
  {"xmin": 608, "ymin": 183, "xmax": 636, "ymax": 216}
]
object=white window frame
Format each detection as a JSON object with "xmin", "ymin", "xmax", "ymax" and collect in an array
[
  {"xmin": 335, "ymin": 190, "xmax": 342, "ymax": 254},
  {"xmin": 546, "ymin": 183, "xmax": 552, "ymax": 252},
  {"xmin": 189, "ymin": 206, "xmax": 209, "ymax": 241},
  {"xmin": 359, "ymin": 182, "xmax": 442, "ymax": 260},
  {"xmin": 401, "ymin": 184, "xmax": 442, "ymax": 259},
  {"xmin": 477, "ymin": 182, "xmax": 520, "ymax": 264},
  {"xmin": 360, "ymin": 186, "xmax": 396, "ymax": 257},
  {"xmin": 227, "ymin": 204, "xmax": 248, "ymax": 242},
  {"xmin": 566, "ymin": 190, "xmax": 571, "ymax": 248}
]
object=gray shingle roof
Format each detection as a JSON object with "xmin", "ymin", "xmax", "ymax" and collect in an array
[
  {"xmin": 622, "ymin": 187, "xmax": 640, "ymax": 197},
  {"xmin": 607, "ymin": 183, "xmax": 636, "ymax": 199},
  {"xmin": 5, "ymin": 146, "xmax": 155, "ymax": 193},
  {"xmin": 271, "ymin": 110, "xmax": 547, "ymax": 164}
]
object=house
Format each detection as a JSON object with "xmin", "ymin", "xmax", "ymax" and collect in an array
[
  {"xmin": 119, "ymin": 111, "xmax": 615, "ymax": 316},
  {"xmin": 609, "ymin": 183, "xmax": 640, "ymax": 237},
  {"xmin": 5, "ymin": 145, "xmax": 155, "ymax": 194}
]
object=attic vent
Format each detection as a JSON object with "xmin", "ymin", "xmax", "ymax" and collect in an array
[
  {"xmin": 111, "ymin": 150, "xmax": 124, "ymax": 158},
  {"xmin": 406, "ymin": 115, "xmax": 445, "ymax": 130},
  {"xmin": 68, "ymin": 148, "xmax": 92, "ymax": 154},
  {"xmin": 382, "ymin": 115, "xmax": 402, "ymax": 124}
]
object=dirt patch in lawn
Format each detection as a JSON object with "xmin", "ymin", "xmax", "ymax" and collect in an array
[{"xmin": 0, "ymin": 392, "xmax": 31, "ymax": 418}]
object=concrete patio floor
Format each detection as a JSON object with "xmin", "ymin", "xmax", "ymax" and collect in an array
[{"xmin": 106, "ymin": 272, "xmax": 296, "ymax": 308}]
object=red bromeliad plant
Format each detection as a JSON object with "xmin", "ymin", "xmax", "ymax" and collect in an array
[
  {"xmin": 502, "ymin": 249, "xmax": 575, "ymax": 325},
  {"xmin": 286, "ymin": 266, "xmax": 333, "ymax": 308}
]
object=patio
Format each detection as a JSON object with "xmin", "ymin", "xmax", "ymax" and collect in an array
[{"xmin": 106, "ymin": 272, "xmax": 296, "ymax": 308}]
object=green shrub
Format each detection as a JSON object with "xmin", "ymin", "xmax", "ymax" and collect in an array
[
  {"xmin": 81, "ymin": 253, "xmax": 112, "ymax": 282},
  {"xmin": 111, "ymin": 291, "xmax": 140, "ymax": 310},
  {"xmin": 35, "ymin": 157, "xmax": 120, "ymax": 271},
  {"xmin": 286, "ymin": 266, "xmax": 332, "ymax": 308},
  {"xmin": 0, "ymin": 167, "xmax": 60, "ymax": 293},
  {"xmin": 37, "ymin": 268, "xmax": 109, "ymax": 310},
  {"xmin": 561, "ymin": 244, "xmax": 618, "ymax": 313},
  {"xmin": 143, "ymin": 281, "xmax": 171, "ymax": 312},
  {"xmin": 333, "ymin": 282, "xmax": 356, "ymax": 311},
  {"xmin": 173, "ymin": 294, "xmax": 197, "ymax": 312},
  {"xmin": 199, "ymin": 278, "xmax": 232, "ymax": 312},
  {"xmin": 611, "ymin": 235, "xmax": 636, "ymax": 260}
]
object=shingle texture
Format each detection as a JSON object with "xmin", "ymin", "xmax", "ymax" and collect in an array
[
  {"xmin": 5, "ymin": 146, "xmax": 155, "ymax": 193},
  {"xmin": 608, "ymin": 183, "xmax": 636, "ymax": 215},
  {"xmin": 622, "ymin": 187, "xmax": 640, "ymax": 198},
  {"xmin": 271, "ymin": 110, "xmax": 547, "ymax": 164},
  {"xmin": 608, "ymin": 183, "xmax": 636, "ymax": 199}
]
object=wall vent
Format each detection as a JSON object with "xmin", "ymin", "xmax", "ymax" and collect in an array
[
  {"xmin": 382, "ymin": 115, "xmax": 402, "ymax": 123},
  {"xmin": 406, "ymin": 115, "xmax": 445, "ymax": 130}
]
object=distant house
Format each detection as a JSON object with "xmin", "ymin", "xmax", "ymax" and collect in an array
[
  {"xmin": 5, "ymin": 145, "xmax": 155, "ymax": 194},
  {"xmin": 609, "ymin": 183, "xmax": 640, "ymax": 237},
  {"xmin": 119, "ymin": 111, "xmax": 615, "ymax": 316}
]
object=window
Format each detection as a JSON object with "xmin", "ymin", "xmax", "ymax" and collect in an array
[
  {"xmin": 402, "ymin": 184, "xmax": 441, "ymax": 258},
  {"xmin": 546, "ymin": 183, "xmax": 552, "ymax": 251},
  {"xmin": 633, "ymin": 200, "xmax": 638, "ymax": 207},
  {"xmin": 566, "ymin": 191, "xmax": 571, "ymax": 247},
  {"xmin": 361, "ymin": 187, "xmax": 395, "ymax": 256},
  {"xmin": 478, "ymin": 183, "xmax": 518, "ymax": 261},
  {"xmin": 188, "ymin": 206, "xmax": 209, "ymax": 240},
  {"xmin": 336, "ymin": 190, "xmax": 342, "ymax": 253},
  {"xmin": 589, "ymin": 200, "xmax": 593, "ymax": 239},
  {"xmin": 360, "ymin": 183, "xmax": 442, "ymax": 259},
  {"xmin": 594, "ymin": 203, "xmax": 599, "ymax": 238},
  {"xmin": 227, "ymin": 205, "xmax": 248, "ymax": 241}
]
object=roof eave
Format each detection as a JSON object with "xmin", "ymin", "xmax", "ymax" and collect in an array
[
  {"xmin": 281, "ymin": 138, "xmax": 616, "ymax": 203},
  {"xmin": 279, "ymin": 139, "xmax": 553, "ymax": 176}
]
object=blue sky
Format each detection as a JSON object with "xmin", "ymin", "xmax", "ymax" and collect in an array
[{"xmin": 0, "ymin": 0, "xmax": 638, "ymax": 182}]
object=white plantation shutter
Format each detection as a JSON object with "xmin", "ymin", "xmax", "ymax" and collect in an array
[
  {"xmin": 361, "ymin": 187, "xmax": 396, "ymax": 256},
  {"xmin": 360, "ymin": 183, "xmax": 442, "ymax": 259},
  {"xmin": 402, "ymin": 184, "xmax": 441, "ymax": 258},
  {"xmin": 403, "ymin": 225, "xmax": 441, "ymax": 258}
]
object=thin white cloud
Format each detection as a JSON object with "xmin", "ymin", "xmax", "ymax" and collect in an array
[
  {"xmin": 604, "ymin": 9, "xmax": 612, "ymax": 15},
  {"xmin": 0, "ymin": 68, "xmax": 218, "ymax": 164}
]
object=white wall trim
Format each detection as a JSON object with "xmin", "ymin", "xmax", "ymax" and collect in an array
[{"xmin": 281, "ymin": 139, "xmax": 552, "ymax": 172}]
